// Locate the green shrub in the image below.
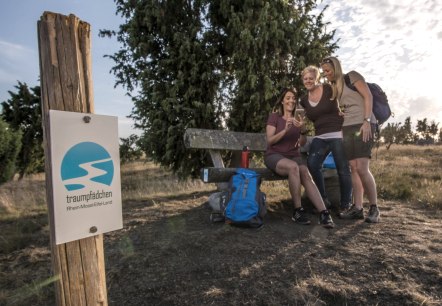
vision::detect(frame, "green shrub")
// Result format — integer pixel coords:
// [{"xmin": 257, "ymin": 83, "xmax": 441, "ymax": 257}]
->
[{"xmin": 0, "ymin": 119, "xmax": 22, "ymax": 183}]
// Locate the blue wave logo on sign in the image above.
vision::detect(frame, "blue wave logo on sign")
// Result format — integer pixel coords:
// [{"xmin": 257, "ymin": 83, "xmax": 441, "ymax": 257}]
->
[{"xmin": 61, "ymin": 142, "xmax": 114, "ymax": 191}]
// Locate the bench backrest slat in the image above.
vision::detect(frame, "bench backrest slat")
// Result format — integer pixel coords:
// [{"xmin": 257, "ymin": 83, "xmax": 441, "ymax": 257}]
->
[{"xmin": 184, "ymin": 128, "xmax": 267, "ymax": 151}]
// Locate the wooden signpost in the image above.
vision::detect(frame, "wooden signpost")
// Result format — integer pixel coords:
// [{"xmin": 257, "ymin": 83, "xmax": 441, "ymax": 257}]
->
[{"xmin": 38, "ymin": 12, "xmax": 108, "ymax": 305}]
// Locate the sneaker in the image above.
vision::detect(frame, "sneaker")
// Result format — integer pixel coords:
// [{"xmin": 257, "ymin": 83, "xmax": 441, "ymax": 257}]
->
[
  {"xmin": 319, "ymin": 210, "xmax": 335, "ymax": 228},
  {"xmin": 292, "ymin": 207, "xmax": 311, "ymax": 225},
  {"xmin": 365, "ymin": 205, "xmax": 380, "ymax": 223},
  {"xmin": 339, "ymin": 204, "xmax": 364, "ymax": 219},
  {"xmin": 340, "ymin": 203, "xmax": 351, "ymax": 211},
  {"xmin": 337, "ymin": 203, "xmax": 351, "ymax": 216}
]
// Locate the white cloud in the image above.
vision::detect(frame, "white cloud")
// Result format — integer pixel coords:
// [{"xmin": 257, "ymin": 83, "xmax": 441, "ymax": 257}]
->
[
  {"xmin": 0, "ymin": 40, "xmax": 39, "ymax": 97},
  {"xmin": 319, "ymin": 0, "xmax": 442, "ymax": 125},
  {"xmin": 0, "ymin": 40, "xmax": 34, "ymax": 59}
]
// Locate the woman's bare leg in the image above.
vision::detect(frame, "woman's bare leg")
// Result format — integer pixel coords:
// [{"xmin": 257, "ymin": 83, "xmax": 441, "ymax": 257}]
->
[
  {"xmin": 299, "ymin": 165, "xmax": 326, "ymax": 212},
  {"xmin": 275, "ymin": 158, "xmax": 302, "ymax": 208}
]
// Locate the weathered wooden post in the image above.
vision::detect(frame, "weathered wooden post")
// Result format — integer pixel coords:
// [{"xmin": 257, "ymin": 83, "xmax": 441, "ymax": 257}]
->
[{"xmin": 38, "ymin": 12, "xmax": 108, "ymax": 305}]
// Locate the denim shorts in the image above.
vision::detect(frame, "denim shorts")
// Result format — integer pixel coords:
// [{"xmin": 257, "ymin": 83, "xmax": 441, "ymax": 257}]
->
[
  {"xmin": 342, "ymin": 124, "xmax": 375, "ymax": 160},
  {"xmin": 264, "ymin": 153, "xmax": 306, "ymax": 172}
]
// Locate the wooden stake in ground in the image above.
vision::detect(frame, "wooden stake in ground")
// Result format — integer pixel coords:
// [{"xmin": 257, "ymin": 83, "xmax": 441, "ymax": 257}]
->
[{"xmin": 38, "ymin": 12, "xmax": 108, "ymax": 306}]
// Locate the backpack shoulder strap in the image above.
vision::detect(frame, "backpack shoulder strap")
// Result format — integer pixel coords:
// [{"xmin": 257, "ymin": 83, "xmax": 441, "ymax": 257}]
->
[{"xmin": 344, "ymin": 74, "xmax": 357, "ymax": 91}]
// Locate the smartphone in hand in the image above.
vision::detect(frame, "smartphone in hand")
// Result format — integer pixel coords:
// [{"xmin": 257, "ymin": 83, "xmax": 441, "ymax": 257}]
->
[{"xmin": 295, "ymin": 108, "xmax": 305, "ymax": 120}]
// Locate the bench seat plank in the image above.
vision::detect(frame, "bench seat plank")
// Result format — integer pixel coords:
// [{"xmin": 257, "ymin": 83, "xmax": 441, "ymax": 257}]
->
[
  {"xmin": 201, "ymin": 167, "xmax": 284, "ymax": 183},
  {"xmin": 201, "ymin": 167, "xmax": 337, "ymax": 183},
  {"xmin": 184, "ymin": 128, "xmax": 267, "ymax": 151}
]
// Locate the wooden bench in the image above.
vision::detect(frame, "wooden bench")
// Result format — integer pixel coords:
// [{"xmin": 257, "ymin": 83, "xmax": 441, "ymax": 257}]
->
[{"xmin": 183, "ymin": 128, "xmax": 337, "ymax": 185}]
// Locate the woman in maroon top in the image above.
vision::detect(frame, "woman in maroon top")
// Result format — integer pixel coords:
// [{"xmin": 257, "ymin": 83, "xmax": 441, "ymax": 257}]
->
[{"xmin": 264, "ymin": 87, "xmax": 334, "ymax": 228}]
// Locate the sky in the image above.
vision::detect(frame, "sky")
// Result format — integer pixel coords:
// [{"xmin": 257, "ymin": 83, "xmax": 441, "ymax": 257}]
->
[
  {"xmin": 1, "ymin": 0, "xmax": 441, "ymax": 139},
  {"xmin": 317, "ymin": 0, "xmax": 442, "ymax": 127},
  {"xmin": 0, "ymin": 0, "xmax": 136, "ymax": 138}
]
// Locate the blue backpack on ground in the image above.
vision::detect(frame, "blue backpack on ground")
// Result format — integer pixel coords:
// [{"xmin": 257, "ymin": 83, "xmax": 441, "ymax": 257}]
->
[
  {"xmin": 344, "ymin": 74, "xmax": 392, "ymax": 125},
  {"xmin": 223, "ymin": 168, "xmax": 266, "ymax": 228}
]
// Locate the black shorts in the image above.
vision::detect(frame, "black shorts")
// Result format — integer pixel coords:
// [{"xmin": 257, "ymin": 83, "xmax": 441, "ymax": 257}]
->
[
  {"xmin": 342, "ymin": 124, "xmax": 375, "ymax": 160},
  {"xmin": 264, "ymin": 153, "xmax": 306, "ymax": 172}
]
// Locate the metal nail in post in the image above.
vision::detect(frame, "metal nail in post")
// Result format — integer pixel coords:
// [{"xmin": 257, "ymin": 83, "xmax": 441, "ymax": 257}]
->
[{"xmin": 83, "ymin": 115, "xmax": 91, "ymax": 123}]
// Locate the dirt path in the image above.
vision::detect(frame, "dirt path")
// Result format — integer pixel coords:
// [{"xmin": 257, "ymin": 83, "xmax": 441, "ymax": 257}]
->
[
  {"xmin": 103, "ymin": 192, "xmax": 442, "ymax": 305},
  {"xmin": 1, "ymin": 191, "xmax": 441, "ymax": 305}
]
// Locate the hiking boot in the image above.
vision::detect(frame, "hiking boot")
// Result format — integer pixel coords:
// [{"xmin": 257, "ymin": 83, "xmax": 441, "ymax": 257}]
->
[
  {"xmin": 292, "ymin": 207, "xmax": 311, "ymax": 225},
  {"xmin": 339, "ymin": 204, "xmax": 364, "ymax": 219},
  {"xmin": 365, "ymin": 205, "xmax": 380, "ymax": 223},
  {"xmin": 337, "ymin": 203, "xmax": 351, "ymax": 215},
  {"xmin": 319, "ymin": 210, "xmax": 335, "ymax": 228}
]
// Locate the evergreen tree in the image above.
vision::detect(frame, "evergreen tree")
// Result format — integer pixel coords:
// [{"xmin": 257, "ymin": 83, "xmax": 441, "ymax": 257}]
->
[
  {"xmin": 103, "ymin": 0, "xmax": 337, "ymax": 177},
  {"xmin": 1, "ymin": 82, "xmax": 44, "ymax": 178}
]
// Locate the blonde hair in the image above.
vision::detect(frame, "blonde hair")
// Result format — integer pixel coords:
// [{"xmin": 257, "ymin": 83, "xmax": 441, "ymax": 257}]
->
[
  {"xmin": 301, "ymin": 65, "xmax": 320, "ymax": 83},
  {"xmin": 321, "ymin": 56, "xmax": 344, "ymax": 101}
]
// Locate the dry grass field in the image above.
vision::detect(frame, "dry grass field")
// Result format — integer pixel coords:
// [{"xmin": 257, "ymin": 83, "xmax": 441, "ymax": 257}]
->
[{"xmin": 0, "ymin": 145, "xmax": 441, "ymax": 305}]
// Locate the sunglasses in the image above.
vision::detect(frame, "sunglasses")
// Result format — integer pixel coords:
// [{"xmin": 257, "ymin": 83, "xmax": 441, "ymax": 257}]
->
[{"xmin": 321, "ymin": 58, "xmax": 334, "ymax": 66}]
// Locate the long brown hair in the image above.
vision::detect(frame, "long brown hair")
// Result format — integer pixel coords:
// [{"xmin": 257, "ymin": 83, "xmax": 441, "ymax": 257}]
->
[{"xmin": 272, "ymin": 87, "xmax": 297, "ymax": 116}]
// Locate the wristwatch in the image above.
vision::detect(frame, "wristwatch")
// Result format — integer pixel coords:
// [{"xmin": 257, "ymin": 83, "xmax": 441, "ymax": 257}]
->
[{"xmin": 364, "ymin": 117, "xmax": 371, "ymax": 123}]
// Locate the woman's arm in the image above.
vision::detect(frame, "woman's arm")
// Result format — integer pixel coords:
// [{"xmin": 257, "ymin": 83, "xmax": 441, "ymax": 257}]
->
[
  {"xmin": 353, "ymin": 79, "xmax": 373, "ymax": 142},
  {"xmin": 266, "ymin": 124, "xmax": 286, "ymax": 145},
  {"xmin": 299, "ymin": 134, "xmax": 307, "ymax": 147}
]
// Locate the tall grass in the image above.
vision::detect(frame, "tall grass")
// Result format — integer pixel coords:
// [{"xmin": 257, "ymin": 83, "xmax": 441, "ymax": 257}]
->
[
  {"xmin": 0, "ymin": 173, "xmax": 47, "ymax": 218},
  {"xmin": 370, "ymin": 145, "xmax": 442, "ymax": 207},
  {"xmin": 120, "ymin": 160, "xmax": 214, "ymax": 201}
]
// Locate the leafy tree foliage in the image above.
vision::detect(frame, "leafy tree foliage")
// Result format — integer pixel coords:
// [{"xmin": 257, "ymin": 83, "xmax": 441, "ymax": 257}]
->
[
  {"xmin": 379, "ymin": 116, "xmax": 441, "ymax": 148},
  {"xmin": 0, "ymin": 119, "xmax": 22, "ymax": 184},
  {"xmin": 416, "ymin": 118, "xmax": 429, "ymax": 141},
  {"xmin": 427, "ymin": 120, "xmax": 439, "ymax": 141},
  {"xmin": 102, "ymin": 0, "xmax": 337, "ymax": 177},
  {"xmin": 400, "ymin": 117, "xmax": 414, "ymax": 144},
  {"xmin": 1, "ymin": 82, "xmax": 44, "ymax": 179},
  {"xmin": 381, "ymin": 122, "xmax": 402, "ymax": 150},
  {"xmin": 416, "ymin": 119, "xmax": 439, "ymax": 143},
  {"xmin": 120, "ymin": 134, "xmax": 143, "ymax": 164}
]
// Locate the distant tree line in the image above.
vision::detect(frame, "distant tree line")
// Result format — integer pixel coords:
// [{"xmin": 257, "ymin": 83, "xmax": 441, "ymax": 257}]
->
[{"xmin": 381, "ymin": 117, "xmax": 441, "ymax": 150}]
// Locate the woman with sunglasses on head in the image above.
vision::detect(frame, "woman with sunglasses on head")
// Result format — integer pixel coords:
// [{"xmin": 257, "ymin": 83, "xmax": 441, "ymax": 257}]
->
[
  {"xmin": 320, "ymin": 56, "xmax": 380, "ymax": 223},
  {"xmin": 300, "ymin": 65, "xmax": 353, "ymax": 213},
  {"xmin": 264, "ymin": 87, "xmax": 334, "ymax": 228}
]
